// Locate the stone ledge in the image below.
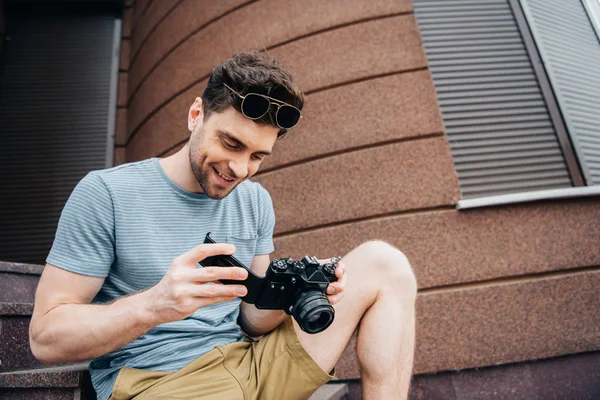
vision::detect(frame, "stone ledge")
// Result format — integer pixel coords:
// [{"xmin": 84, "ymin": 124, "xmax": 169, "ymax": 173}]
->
[
  {"xmin": 0, "ymin": 302, "xmax": 33, "ymax": 316},
  {"xmin": 0, "ymin": 262, "xmax": 43, "ymax": 275},
  {"xmin": 0, "ymin": 363, "xmax": 89, "ymax": 388},
  {"xmin": 310, "ymin": 383, "xmax": 348, "ymax": 400},
  {"xmin": 0, "ymin": 363, "xmax": 347, "ymax": 400}
]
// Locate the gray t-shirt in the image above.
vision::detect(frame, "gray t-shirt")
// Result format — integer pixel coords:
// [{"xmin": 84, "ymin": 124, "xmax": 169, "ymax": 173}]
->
[{"xmin": 46, "ymin": 158, "xmax": 275, "ymax": 400}]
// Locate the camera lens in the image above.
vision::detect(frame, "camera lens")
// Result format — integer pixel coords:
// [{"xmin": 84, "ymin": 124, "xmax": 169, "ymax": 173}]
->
[{"xmin": 292, "ymin": 291, "xmax": 335, "ymax": 334}]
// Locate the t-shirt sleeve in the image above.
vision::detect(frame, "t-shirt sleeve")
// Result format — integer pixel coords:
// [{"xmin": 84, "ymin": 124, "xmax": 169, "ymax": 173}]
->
[
  {"xmin": 46, "ymin": 172, "xmax": 115, "ymax": 277},
  {"xmin": 255, "ymin": 184, "xmax": 275, "ymax": 255}
]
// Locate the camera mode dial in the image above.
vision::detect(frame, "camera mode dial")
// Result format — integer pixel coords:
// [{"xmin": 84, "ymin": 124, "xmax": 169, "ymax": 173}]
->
[
  {"xmin": 272, "ymin": 259, "xmax": 288, "ymax": 271},
  {"xmin": 292, "ymin": 260, "xmax": 306, "ymax": 270},
  {"xmin": 322, "ymin": 263, "xmax": 336, "ymax": 278}
]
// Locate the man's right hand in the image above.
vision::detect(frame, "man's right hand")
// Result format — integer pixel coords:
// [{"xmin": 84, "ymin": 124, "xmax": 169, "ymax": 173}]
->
[{"xmin": 146, "ymin": 243, "xmax": 249, "ymax": 325}]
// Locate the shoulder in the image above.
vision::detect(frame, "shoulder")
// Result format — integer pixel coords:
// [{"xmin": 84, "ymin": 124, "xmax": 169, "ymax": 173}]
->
[
  {"xmin": 92, "ymin": 159, "xmax": 155, "ymax": 181},
  {"xmin": 85, "ymin": 159, "xmax": 156, "ymax": 192}
]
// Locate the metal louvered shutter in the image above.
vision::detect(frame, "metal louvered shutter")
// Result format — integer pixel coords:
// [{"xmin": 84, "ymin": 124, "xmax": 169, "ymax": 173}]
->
[
  {"xmin": 520, "ymin": 0, "xmax": 600, "ymax": 185},
  {"xmin": 0, "ymin": 12, "xmax": 120, "ymax": 264},
  {"xmin": 413, "ymin": 0, "xmax": 573, "ymax": 199}
]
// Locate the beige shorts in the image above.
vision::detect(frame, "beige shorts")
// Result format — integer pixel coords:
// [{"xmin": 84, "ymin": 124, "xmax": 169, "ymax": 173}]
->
[{"xmin": 109, "ymin": 317, "xmax": 334, "ymax": 400}]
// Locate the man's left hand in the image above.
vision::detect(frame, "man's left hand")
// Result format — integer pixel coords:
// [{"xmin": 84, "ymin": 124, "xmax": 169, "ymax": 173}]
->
[{"xmin": 322, "ymin": 258, "xmax": 347, "ymax": 305}]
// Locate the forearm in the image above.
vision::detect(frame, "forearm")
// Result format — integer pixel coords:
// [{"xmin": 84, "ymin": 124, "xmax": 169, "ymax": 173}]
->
[
  {"xmin": 239, "ymin": 301, "xmax": 287, "ymax": 337},
  {"xmin": 30, "ymin": 290, "xmax": 157, "ymax": 364}
]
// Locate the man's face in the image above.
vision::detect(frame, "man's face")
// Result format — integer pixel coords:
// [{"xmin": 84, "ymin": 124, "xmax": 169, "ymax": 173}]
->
[{"xmin": 188, "ymin": 103, "xmax": 278, "ymax": 199}]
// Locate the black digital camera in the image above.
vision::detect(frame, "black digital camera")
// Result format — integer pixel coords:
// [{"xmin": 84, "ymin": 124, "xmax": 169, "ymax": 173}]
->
[{"xmin": 199, "ymin": 233, "xmax": 339, "ymax": 334}]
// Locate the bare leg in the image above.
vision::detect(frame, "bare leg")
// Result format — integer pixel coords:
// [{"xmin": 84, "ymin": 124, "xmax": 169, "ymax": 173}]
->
[{"xmin": 293, "ymin": 241, "xmax": 417, "ymax": 399}]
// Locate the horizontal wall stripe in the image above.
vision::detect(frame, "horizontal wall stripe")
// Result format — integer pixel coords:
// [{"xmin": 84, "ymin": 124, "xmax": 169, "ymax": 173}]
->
[
  {"xmin": 128, "ymin": 0, "xmax": 249, "ymax": 102},
  {"xmin": 273, "ymin": 199, "xmax": 600, "ymax": 289},
  {"xmin": 134, "ymin": 70, "xmax": 443, "ymax": 171},
  {"xmin": 258, "ymin": 133, "xmax": 445, "ymax": 178},
  {"xmin": 412, "ymin": 270, "xmax": 600, "ymax": 374},
  {"xmin": 126, "ymin": 14, "xmax": 425, "ymax": 156},
  {"xmin": 256, "ymin": 137, "xmax": 459, "ymax": 234},
  {"xmin": 126, "ymin": 2, "xmax": 415, "ymax": 139},
  {"xmin": 129, "ymin": 0, "xmax": 183, "ymax": 66},
  {"xmin": 130, "ymin": 0, "xmax": 153, "ymax": 34},
  {"xmin": 336, "ymin": 268, "xmax": 600, "ymax": 377},
  {"xmin": 259, "ymin": 70, "xmax": 443, "ymax": 171}
]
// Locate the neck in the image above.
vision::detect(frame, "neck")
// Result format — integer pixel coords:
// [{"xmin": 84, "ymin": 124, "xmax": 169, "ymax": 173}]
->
[{"xmin": 158, "ymin": 142, "xmax": 204, "ymax": 193}]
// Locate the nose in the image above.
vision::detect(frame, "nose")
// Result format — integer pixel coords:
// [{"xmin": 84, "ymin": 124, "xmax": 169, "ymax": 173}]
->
[{"xmin": 228, "ymin": 157, "xmax": 249, "ymax": 180}]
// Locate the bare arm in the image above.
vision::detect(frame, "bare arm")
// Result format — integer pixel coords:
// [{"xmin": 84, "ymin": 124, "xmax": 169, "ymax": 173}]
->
[
  {"xmin": 238, "ymin": 254, "xmax": 287, "ymax": 337},
  {"xmin": 30, "ymin": 243, "xmax": 249, "ymax": 365},
  {"xmin": 29, "ymin": 264, "xmax": 156, "ymax": 364}
]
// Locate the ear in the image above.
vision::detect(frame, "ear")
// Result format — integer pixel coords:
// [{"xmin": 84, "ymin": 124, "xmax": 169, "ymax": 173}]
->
[{"xmin": 188, "ymin": 97, "xmax": 204, "ymax": 132}]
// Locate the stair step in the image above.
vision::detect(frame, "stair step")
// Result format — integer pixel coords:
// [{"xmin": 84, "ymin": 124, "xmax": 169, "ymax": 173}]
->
[
  {"xmin": 310, "ymin": 383, "xmax": 348, "ymax": 400},
  {"xmin": 0, "ymin": 363, "xmax": 95, "ymax": 400},
  {"xmin": 0, "ymin": 302, "xmax": 42, "ymax": 372},
  {"xmin": 0, "ymin": 302, "xmax": 33, "ymax": 316},
  {"xmin": 0, "ymin": 363, "xmax": 90, "ymax": 388},
  {"xmin": 0, "ymin": 261, "xmax": 43, "ymax": 304},
  {"xmin": 0, "ymin": 364, "xmax": 347, "ymax": 400}
]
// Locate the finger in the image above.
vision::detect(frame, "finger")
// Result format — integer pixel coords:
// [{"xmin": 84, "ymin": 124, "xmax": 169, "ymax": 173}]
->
[
  {"xmin": 338, "ymin": 267, "xmax": 348, "ymax": 287},
  {"xmin": 190, "ymin": 283, "xmax": 248, "ymax": 298},
  {"xmin": 199, "ymin": 296, "xmax": 239, "ymax": 307},
  {"xmin": 316, "ymin": 258, "xmax": 345, "ymax": 278},
  {"xmin": 328, "ymin": 292, "xmax": 345, "ymax": 305},
  {"xmin": 335, "ymin": 260, "xmax": 346, "ymax": 279},
  {"xmin": 191, "ymin": 266, "xmax": 248, "ymax": 283},
  {"xmin": 175, "ymin": 243, "xmax": 236, "ymax": 266},
  {"xmin": 327, "ymin": 282, "xmax": 344, "ymax": 294}
]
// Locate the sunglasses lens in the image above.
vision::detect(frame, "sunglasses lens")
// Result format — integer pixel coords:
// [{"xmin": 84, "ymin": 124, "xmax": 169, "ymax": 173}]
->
[
  {"xmin": 242, "ymin": 94, "xmax": 270, "ymax": 119},
  {"xmin": 276, "ymin": 105, "xmax": 301, "ymax": 129}
]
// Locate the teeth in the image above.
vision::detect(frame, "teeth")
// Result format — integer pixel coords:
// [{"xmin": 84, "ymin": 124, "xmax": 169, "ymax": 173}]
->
[{"xmin": 216, "ymin": 169, "xmax": 233, "ymax": 181}]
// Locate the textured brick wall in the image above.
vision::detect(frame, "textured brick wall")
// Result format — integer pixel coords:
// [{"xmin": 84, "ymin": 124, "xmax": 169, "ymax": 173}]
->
[
  {"xmin": 118, "ymin": 0, "xmax": 600, "ymax": 379},
  {"xmin": 114, "ymin": 0, "xmax": 133, "ymax": 165}
]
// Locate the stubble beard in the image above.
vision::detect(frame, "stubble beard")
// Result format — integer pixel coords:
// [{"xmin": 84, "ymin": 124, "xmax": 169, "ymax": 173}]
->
[{"xmin": 188, "ymin": 128, "xmax": 238, "ymax": 200}]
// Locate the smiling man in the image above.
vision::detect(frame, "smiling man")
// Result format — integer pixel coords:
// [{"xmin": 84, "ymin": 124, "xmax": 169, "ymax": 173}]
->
[{"xmin": 29, "ymin": 51, "xmax": 417, "ymax": 400}]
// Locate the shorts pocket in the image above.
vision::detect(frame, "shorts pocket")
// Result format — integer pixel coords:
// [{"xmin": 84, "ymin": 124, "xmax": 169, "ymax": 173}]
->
[{"xmin": 110, "ymin": 367, "xmax": 170, "ymax": 400}]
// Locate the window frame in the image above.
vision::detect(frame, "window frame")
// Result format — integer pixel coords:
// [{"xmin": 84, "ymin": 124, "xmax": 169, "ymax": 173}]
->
[{"xmin": 582, "ymin": 0, "xmax": 600, "ymax": 40}]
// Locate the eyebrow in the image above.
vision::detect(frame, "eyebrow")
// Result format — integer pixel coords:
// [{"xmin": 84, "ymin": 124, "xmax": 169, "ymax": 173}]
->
[{"xmin": 218, "ymin": 129, "xmax": 272, "ymax": 156}]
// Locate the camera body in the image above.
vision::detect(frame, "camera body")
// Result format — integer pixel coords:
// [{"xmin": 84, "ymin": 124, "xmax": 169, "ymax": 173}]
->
[{"xmin": 200, "ymin": 233, "xmax": 339, "ymax": 333}]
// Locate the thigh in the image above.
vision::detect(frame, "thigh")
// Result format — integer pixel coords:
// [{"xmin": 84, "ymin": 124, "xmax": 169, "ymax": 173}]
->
[
  {"xmin": 114, "ymin": 348, "xmax": 245, "ymax": 400},
  {"xmin": 223, "ymin": 318, "xmax": 333, "ymax": 400}
]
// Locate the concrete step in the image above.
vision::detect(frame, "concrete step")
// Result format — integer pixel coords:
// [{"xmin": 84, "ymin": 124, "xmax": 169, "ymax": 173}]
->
[
  {"xmin": 0, "ymin": 262, "xmax": 45, "ymax": 372},
  {"xmin": 0, "ymin": 261, "xmax": 43, "ymax": 304},
  {"xmin": 310, "ymin": 383, "xmax": 348, "ymax": 400},
  {"xmin": 0, "ymin": 363, "xmax": 95, "ymax": 400},
  {"xmin": 0, "ymin": 302, "xmax": 44, "ymax": 372},
  {"xmin": 0, "ymin": 363, "xmax": 347, "ymax": 400}
]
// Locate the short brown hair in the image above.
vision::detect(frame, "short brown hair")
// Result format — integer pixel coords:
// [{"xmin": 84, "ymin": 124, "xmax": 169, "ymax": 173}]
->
[{"xmin": 201, "ymin": 50, "xmax": 304, "ymax": 137}]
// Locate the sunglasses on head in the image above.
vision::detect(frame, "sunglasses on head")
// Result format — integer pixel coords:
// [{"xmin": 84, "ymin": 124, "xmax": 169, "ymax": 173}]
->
[{"xmin": 223, "ymin": 83, "xmax": 302, "ymax": 129}]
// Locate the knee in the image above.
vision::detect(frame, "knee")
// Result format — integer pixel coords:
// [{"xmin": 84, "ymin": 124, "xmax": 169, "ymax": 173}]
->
[{"xmin": 356, "ymin": 241, "xmax": 417, "ymax": 298}]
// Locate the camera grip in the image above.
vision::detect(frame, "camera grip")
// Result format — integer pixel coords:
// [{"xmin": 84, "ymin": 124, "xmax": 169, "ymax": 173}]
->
[{"xmin": 199, "ymin": 232, "xmax": 265, "ymax": 303}]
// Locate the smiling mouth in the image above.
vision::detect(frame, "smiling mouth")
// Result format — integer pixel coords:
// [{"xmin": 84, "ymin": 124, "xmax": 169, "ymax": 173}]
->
[{"xmin": 213, "ymin": 167, "xmax": 235, "ymax": 183}]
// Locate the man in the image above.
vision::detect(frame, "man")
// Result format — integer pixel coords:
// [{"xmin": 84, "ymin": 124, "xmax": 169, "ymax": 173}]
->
[{"xmin": 29, "ymin": 51, "xmax": 417, "ymax": 400}]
